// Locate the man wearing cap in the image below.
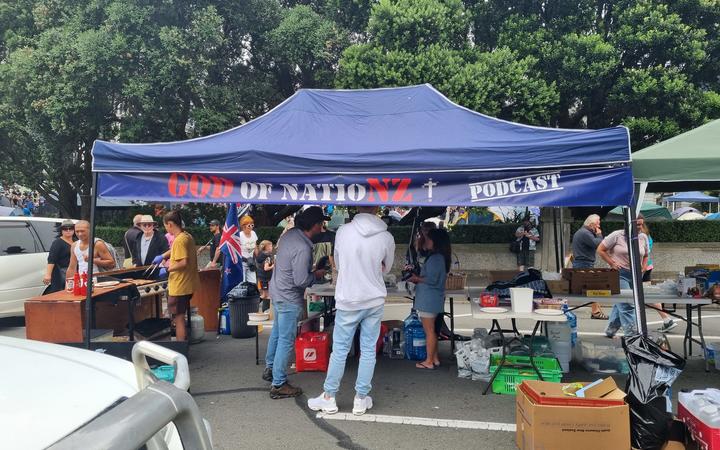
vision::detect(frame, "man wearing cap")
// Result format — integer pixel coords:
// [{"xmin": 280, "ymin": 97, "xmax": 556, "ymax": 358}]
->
[
  {"xmin": 132, "ymin": 215, "xmax": 169, "ymax": 267},
  {"xmin": 123, "ymin": 214, "xmax": 143, "ymax": 268},
  {"xmin": 199, "ymin": 219, "xmax": 223, "ymax": 268},
  {"xmin": 263, "ymin": 206, "xmax": 329, "ymax": 399}
]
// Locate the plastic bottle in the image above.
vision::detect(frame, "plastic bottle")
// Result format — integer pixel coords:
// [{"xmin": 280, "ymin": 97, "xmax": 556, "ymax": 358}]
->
[
  {"xmin": 72, "ymin": 272, "xmax": 81, "ymax": 295},
  {"xmin": 562, "ymin": 304, "xmax": 578, "ymax": 347},
  {"xmin": 404, "ymin": 312, "xmax": 427, "ymax": 361},
  {"xmin": 80, "ymin": 272, "xmax": 88, "ymax": 295}
]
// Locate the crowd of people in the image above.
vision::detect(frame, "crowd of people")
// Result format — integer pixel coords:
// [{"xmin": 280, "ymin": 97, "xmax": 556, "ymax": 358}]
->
[
  {"xmin": 38, "ymin": 202, "xmax": 678, "ymax": 415},
  {"xmin": 0, "ymin": 184, "xmax": 45, "ymax": 215}
]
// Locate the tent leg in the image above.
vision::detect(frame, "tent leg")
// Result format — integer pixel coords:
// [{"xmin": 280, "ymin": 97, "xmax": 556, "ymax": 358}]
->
[
  {"xmin": 559, "ymin": 208, "xmax": 565, "ymax": 268},
  {"xmin": 84, "ymin": 173, "xmax": 98, "ymax": 349},
  {"xmin": 624, "ymin": 203, "xmax": 648, "ymax": 337},
  {"xmin": 553, "ymin": 208, "xmax": 560, "ymax": 272}
]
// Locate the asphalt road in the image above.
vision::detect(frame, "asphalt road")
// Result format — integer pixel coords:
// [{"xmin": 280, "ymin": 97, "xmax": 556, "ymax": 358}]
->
[{"xmin": 3, "ymin": 296, "xmax": 720, "ymax": 449}]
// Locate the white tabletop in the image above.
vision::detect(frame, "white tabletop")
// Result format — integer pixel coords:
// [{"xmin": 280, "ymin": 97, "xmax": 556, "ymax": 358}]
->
[
  {"xmin": 469, "ymin": 300, "xmax": 567, "ymax": 322},
  {"xmin": 562, "ymin": 290, "xmax": 712, "ymax": 306},
  {"xmin": 307, "ymin": 283, "xmax": 468, "ymax": 298}
]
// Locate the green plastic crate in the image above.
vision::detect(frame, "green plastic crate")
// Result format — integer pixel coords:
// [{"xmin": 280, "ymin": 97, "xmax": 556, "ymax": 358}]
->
[{"xmin": 489, "ymin": 355, "xmax": 562, "ymax": 395}]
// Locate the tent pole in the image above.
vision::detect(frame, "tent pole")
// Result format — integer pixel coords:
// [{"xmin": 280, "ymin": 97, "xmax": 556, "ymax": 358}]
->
[
  {"xmin": 84, "ymin": 173, "xmax": 98, "ymax": 349},
  {"xmin": 552, "ymin": 208, "xmax": 560, "ymax": 272},
  {"xmin": 626, "ymin": 184, "xmax": 648, "ymax": 336},
  {"xmin": 559, "ymin": 208, "xmax": 565, "ymax": 268}
]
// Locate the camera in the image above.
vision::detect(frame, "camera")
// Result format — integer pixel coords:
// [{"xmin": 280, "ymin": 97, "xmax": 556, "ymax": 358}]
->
[{"xmin": 401, "ymin": 263, "xmax": 420, "ymax": 281}]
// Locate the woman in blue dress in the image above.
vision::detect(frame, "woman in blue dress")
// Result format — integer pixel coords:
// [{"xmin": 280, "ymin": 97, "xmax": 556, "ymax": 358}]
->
[{"xmin": 408, "ymin": 228, "xmax": 451, "ymax": 370}]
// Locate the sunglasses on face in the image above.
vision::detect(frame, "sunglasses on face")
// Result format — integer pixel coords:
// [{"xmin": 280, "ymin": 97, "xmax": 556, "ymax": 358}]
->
[
  {"xmin": 244, "ymin": 223, "xmax": 254, "ymax": 228},
  {"xmin": 61, "ymin": 227, "xmax": 74, "ymax": 231},
  {"xmin": 141, "ymin": 223, "xmax": 154, "ymax": 228}
]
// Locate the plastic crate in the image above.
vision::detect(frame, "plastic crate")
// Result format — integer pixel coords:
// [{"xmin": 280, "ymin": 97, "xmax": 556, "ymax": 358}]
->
[
  {"xmin": 489, "ymin": 355, "xmax": 562, "ymax": 395},
  {"xmin": 151, "ymin": 365, "xmax": 175, "ymax": 383}
]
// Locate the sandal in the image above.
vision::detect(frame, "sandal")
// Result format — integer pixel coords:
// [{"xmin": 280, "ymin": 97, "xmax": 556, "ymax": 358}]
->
[
  {"xmin": 415, "ymin": 362, "xmax": 436, "ymax": 370},
  {"xmin": 591, "ymin": 311, "xmax": 608, "ymax": 320}
]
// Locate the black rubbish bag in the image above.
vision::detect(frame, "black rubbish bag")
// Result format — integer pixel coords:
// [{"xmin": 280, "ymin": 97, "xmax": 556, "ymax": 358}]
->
[{"xmin": 622, "ymin": 334, "xmax": 686, "ymax": 450}]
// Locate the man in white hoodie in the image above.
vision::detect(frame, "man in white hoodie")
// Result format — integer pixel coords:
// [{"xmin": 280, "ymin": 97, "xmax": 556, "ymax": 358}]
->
[{"xmin": 308, "ymin": 206, "xmax": 395, "ymax": 415}]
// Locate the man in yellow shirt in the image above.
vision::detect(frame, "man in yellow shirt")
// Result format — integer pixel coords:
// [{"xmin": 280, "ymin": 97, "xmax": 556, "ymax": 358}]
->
[{"xmin": 155, "ymin": 210, "xmax": 200, "ymax": 341}]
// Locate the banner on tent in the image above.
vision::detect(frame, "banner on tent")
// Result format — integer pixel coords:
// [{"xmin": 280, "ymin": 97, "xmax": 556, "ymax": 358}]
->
[{"xmin": 97, "ymin": 166, "xmax": 633, "ymax": 206}]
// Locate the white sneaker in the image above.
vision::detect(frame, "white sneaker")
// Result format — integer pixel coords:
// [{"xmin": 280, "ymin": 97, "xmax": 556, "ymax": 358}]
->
[
  {"xmin": 307, "ymin": 392, "xmax": 338, "ymax": 414},
  {"xmin": 352, "ymin": 395, "xmax": 373, "ymax": 416}
]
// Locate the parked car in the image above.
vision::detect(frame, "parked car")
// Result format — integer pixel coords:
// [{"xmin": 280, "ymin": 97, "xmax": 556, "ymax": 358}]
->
[
  {"xmin": 1, "ymin": 336, "xmax": 212, "ymax": 449},
  {"xmin": 0, "ymin": 217, "xmax": 71, "ymax": 317}
]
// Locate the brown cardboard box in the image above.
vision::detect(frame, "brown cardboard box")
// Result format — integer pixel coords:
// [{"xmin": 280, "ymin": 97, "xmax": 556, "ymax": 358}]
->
[
  {"xmin": 488, "ymin": 270, "xmax": 520, "ymax": 284},
  {"xmin": 516, "ymin": 378, "xmax": 630, "ymax": 450},
  {"xmin": 562, "ymin": 268, "xmax": 620, "ymax": 294},
  {"xmin": 545, "ymin": 279, "xmax": 570, "ymax": 295}
]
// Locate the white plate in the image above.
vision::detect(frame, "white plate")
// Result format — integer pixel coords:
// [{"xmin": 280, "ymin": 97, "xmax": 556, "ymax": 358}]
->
[
  {"xmin": 534, "ymin": 308, "xmax": 564, "ymax": 316},
  {"xmin": 480, "ymin": 307, "xmax": 508, "ymax": 314},
  {"xmin": 95, "ymin": 280, "xmax": 120, "ymax": 288}
]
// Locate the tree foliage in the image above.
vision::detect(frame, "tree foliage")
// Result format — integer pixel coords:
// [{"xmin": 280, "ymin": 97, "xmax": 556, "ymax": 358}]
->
[{"xmin": 0, "ymin": 0, "xmax": 718, "ymax": 218}]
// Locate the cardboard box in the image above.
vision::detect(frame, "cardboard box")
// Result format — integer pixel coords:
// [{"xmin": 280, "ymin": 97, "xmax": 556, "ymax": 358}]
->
[
  {"xmin": 488, "ymin": 270, "xmax": 520, "ymax": 284},
  {"xmin": 516, "ymin": 378, "xmax": 630, "ymax": 450},
  {"xmin": 545, "ymin": 279, "xmax": 570, "ymax": 295},
  {"xmin": 562, "ymin": 268, "xmax": 620, "ymax": 294}
]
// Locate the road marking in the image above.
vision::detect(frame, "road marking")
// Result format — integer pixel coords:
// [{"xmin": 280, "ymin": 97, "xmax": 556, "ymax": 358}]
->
[{"xmin": 316, "ymin": 412, "xmax": 516, "ymax": 431}]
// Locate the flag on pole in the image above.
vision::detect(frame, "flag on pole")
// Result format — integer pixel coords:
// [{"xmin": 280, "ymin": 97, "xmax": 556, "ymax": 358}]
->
[{"xmin": 219, "ymin": 203, "xmax": 244, "ymax": 300}]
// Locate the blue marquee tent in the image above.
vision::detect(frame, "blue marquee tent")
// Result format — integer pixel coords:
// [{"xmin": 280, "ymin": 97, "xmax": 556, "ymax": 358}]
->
[
  {"xmin": 664, "ymin": 191, "xmax": 719, "ymax": 203},
  {"xmin": 92, "ymin": 84, "xmax": 633, "ymax": 207},
  {"xmin": 86, "ymin": 84, "xmax": 652, "ymax": 339}
]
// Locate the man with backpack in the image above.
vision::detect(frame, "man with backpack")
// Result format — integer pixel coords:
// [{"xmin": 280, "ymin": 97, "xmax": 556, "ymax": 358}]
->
[{"xmin": 65, "ymin": 220, "xmax": 118, "ymax": 280}]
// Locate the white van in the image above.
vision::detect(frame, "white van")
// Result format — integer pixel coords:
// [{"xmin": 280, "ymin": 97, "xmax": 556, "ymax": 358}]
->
[{"xmin": 0, "ymin": 216, "xmax": 69, "ymax": 317}]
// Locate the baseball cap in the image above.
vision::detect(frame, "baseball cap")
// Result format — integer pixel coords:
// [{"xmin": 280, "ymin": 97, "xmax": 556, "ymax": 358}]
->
[
  {"xmin": 209, "ymin": 219, "xmax": 221, "ymax": 226},
  {"xmin": 296, "ymin": 207, "xmax": 331, "ymax": 228}
]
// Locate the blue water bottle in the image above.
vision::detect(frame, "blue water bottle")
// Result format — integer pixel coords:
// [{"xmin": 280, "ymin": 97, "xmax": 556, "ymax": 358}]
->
[{"xmin": 562, "ymin": 304, "xmax": 578, "ymax": 347}]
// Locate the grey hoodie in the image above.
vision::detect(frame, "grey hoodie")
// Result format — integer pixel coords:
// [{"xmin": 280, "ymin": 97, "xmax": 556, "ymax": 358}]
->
[{"xmin": 334, "ymin": 213, "xmax": 395, "ymax": 311}]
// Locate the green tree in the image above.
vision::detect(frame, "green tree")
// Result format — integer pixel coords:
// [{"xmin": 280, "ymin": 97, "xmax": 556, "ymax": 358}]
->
[
  {"xmin": 478, "ymin": 0, "xmax": 719, "ymax": 147},
  {"xmin": 337, "ymin": 0, "xmax": 559, "ymax": 125}
]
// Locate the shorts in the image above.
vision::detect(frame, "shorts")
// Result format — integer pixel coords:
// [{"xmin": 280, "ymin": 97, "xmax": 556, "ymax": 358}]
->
[
  {"xmin": 167, "ymin": 294, "xmax": 192, "ymax": 315},
  {"xmin": 257, "ymin": 279, "xmax": 270, "ymax": 291},
  {"xmin": 516, "ymin": 250, "xmax": 535, "ymax": 267},
  {"xmin": 417, "ymin": 310, "xmax": 437, "ymax": 319}
]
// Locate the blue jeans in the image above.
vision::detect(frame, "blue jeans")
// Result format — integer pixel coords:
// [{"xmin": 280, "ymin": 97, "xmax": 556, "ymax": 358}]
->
[
  {"xmin": 323, "ymin": 305, "xmax": 384, "ymax": 397},
  {"xmin": 606, "ymin": 269, "xmax": 637, "ymax": 336},
  {"xmin": 264, "ymin": 301, "xmax": 302, "ymax": 387}
]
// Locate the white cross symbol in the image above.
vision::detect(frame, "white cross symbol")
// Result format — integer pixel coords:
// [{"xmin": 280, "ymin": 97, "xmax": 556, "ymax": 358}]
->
[{"xmin": 423, "ymin": 178, "xmax": 438, "ymax": 200}]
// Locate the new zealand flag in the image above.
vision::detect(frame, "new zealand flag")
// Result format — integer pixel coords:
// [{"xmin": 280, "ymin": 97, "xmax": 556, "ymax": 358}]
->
[{"xmin": 219, "ymin": 203, "xmax": 244, "ymax": 300}]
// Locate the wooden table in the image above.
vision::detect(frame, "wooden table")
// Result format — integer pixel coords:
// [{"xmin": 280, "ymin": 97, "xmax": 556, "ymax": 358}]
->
[
  {"xmin": 192, "ymin": 268, "xmax": 221, "ymax": 331},
  {"xmin": 25, "ymin": 281, "xmax": 155, "ymax": 343}
]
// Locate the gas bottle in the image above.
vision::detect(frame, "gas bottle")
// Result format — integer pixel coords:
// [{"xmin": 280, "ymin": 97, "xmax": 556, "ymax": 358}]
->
[{"xmin": 190, "ymin": 307, "xmax": 205, "ymax": 343}]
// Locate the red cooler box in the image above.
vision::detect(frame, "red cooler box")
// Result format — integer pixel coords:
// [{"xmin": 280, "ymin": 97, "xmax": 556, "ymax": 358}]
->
[
  {"xmin": 296, "ymin": 331, "xmax": 330, "ymax": 372},
  {"xmin": 679, "ymin": 389, "xmax": 720, "ymax": 450}
]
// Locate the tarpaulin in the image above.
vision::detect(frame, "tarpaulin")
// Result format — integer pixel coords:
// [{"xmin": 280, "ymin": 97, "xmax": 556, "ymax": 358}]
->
[{"xmin": 97, "ymin": 166, "xmax": 633, "ymax": 207}]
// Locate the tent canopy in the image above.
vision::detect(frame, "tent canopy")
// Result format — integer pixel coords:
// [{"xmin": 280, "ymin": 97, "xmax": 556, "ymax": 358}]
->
[
  {"xmin": 664, "ymin": 191, "xmax": 719, "ymax": 203},
  {"xmin": 633, "ymin": 119, "xmax": 720, "ymax": 191},
  {"xmin": 92, "ymin": 84, "xmax": 633, "ymax": 207},
  {"xmin": 608, "ymin": 202, "xmax": 672, "ymax": 221}
]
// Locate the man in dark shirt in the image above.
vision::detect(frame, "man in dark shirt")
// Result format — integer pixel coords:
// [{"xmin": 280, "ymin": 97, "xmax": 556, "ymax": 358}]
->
[
  {"xmin": 200, "ymin": 219, "xmax": 223, "ymax": 268},
  {"xmin": 571, "ymin": 214, "xmax": 606, "ymax": 319},
  {"xmin": 122, "ymin": 214, "xmax": 143, "ymax": 267}
]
